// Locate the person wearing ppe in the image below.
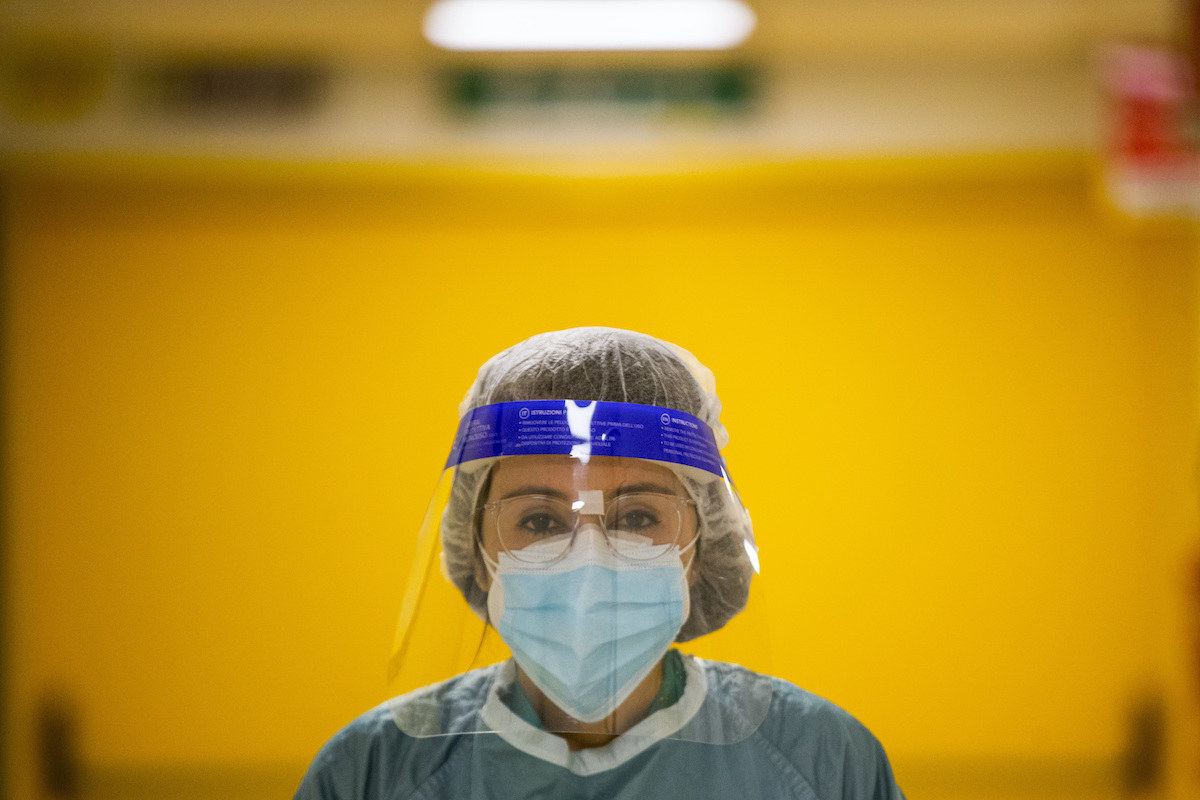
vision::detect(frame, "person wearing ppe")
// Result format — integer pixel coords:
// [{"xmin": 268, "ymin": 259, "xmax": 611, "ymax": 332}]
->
[{"xmin": 296, "ymin": 327, "xmax": 905, "ymax": 800}]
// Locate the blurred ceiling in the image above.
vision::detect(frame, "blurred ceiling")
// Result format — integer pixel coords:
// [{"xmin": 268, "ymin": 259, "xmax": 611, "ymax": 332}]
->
[
  {"xmin": 0, "ymin": 0, "xmax": 1185, "ymax": 166},
  {"xmin": 0, "ymin": 0, "xmax": 1176, "ymax": 61}
]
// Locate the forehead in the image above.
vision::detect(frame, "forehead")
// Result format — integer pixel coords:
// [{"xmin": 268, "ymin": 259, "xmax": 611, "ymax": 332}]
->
[{"xmin": 487, "ymin": 455, "xmax": 684, "ymax": 495}]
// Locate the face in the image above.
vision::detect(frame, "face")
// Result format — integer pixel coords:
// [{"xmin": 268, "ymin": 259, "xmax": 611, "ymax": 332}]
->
[{"xmin": 474, "ymin": 454, "xmax": 700, "ymax": 590}]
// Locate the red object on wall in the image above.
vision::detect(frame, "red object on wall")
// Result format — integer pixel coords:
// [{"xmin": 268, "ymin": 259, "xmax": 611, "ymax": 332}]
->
[
  {"xmin": 1101, "ymin": 42, "xmax": 1200, "ymax": 215},
  {"xmin": 1105, "ymin": 45, "xmax": 1193, "ymax": 167}
]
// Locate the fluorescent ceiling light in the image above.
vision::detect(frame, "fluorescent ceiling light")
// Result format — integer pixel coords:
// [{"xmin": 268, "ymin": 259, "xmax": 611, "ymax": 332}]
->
[{"xmin": 423, "ymin": 0, "xmax": 756, "ymax": 52}]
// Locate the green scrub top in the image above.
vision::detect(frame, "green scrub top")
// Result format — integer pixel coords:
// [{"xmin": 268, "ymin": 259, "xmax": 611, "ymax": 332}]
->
[{"xmin": 296, "ymin": 654, "xmax": 905, "ymax": 800}]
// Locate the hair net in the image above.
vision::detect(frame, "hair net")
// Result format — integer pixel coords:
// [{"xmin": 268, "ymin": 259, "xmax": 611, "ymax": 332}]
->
[{"xmin": 440, "ymin": 327, "xmax": 754, "ymax": 642}]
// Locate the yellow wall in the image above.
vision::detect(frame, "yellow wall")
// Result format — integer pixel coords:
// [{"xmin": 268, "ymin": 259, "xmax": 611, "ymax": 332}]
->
[{"xmin": 3, "ymin": 156, "xmax": 1197, "ymax": 798}]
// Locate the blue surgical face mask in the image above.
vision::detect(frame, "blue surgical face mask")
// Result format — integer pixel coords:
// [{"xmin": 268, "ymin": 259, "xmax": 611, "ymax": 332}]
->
[{"xmin": 485, "ymin": 526, "xmax": 694, "ymax": 724}]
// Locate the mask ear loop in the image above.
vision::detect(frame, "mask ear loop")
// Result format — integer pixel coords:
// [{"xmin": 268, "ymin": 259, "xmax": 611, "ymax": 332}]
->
[
  {"xmin": 677, "ymin": 532, "xmax": 699, "ymax": 572},
  {"xmin": 470, "ymin": 465, "xmax": 498, "ymax": 579},
  {"xmin": 668, "ymin": 518, "xmax": 699, "ymax": 627},
  {"xmin": 470, "ymin": 466, "xmax": 501, "ymax": 659},
  {"xmin": 480, "ymin": 545, "xmax": 500, "ymax": 575},
  {"xmin": 675, "ymin": 495, "xmax": 701, "ymax": 574}
]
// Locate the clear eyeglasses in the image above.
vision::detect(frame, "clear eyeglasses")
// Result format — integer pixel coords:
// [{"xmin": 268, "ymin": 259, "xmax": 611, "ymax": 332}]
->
[{"xmin": 482, "ymin": 492, "xmax": 696, "ymax": 563}]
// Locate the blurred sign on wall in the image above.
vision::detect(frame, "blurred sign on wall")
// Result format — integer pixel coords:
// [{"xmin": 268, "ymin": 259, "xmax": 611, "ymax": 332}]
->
[
  {"xmin": 1100, "ymin": 42, "xmax": 1200, "ymax": 218},
  {"xmin": 0, "ymin": 39, "xmax": 111, "ymax": 125},
  {"xmin": 0, "ymin": 41, "xmax": 1098, "ymax": 167},
  {"xmin": 442, "ymin": 66, "xmax": 755, "ymax": 116},
  {"xmin": 136, "ymin": 57, "xmax": 330, "ymax": 121}
]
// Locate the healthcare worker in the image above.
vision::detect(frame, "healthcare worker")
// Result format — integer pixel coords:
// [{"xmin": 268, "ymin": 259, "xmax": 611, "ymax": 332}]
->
[{"xmin": 296, "ymin": 327, "xmax": 906, "ymax": 799}]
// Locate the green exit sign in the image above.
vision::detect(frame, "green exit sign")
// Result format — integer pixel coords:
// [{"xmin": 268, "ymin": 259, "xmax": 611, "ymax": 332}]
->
[{"xmin": 443, "ymin": 67, "xmax": 755, "ymax": 113}]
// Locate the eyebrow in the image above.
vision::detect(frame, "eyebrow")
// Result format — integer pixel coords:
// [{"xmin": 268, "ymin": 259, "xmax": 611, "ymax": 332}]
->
[
  {"xmin": 497, "ymin": 482, "xmax": 678, "ymax": 501},
  {"xmin": 611, "ymin": 482, "xmax": 677, "ymax": 497},
  {"xmin": 499, "ymin": 486, "xmax": 572, "ymax": 501}
]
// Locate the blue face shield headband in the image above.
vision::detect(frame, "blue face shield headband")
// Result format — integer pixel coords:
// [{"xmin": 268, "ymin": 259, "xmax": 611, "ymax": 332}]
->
[{"xmin": 444, "ymin": 399, "xmax": 730, "ymax": 480}]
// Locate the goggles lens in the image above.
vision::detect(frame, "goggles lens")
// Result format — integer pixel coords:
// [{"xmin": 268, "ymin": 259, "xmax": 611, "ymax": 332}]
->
[{"xmin": 487, "ymin": 492, "xmax": 693, "ymax": 562}]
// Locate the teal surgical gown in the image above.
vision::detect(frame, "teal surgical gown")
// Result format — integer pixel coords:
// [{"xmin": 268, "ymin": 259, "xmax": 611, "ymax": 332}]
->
[{"xmin": 296, "ymin": 654, "xmax": 906, "ymax": 800}]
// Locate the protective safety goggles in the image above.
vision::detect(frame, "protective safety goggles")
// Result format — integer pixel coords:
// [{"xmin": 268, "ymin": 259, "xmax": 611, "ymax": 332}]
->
[{"xmin": 482, "ymin": 489, "xmax": 698, "ymax": 564}]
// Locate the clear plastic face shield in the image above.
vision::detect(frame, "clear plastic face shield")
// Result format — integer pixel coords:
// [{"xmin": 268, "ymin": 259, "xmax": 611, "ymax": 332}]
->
[{"xmin": 388, "ymin": 400, "xmax": 768, "ymax": 746}]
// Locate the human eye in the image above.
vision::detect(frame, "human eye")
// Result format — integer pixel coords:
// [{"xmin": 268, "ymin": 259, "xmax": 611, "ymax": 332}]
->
[
  {"xmin": 608, "ymin": 497, "xmax": 667, "ymax": 533},
  {"xmin": 517, "ymin": 511, "xmax": 572, "ymax": 536},
  {"xmin": 614, "ymin": 509, "xmax": 661, "ymax": 532}
]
